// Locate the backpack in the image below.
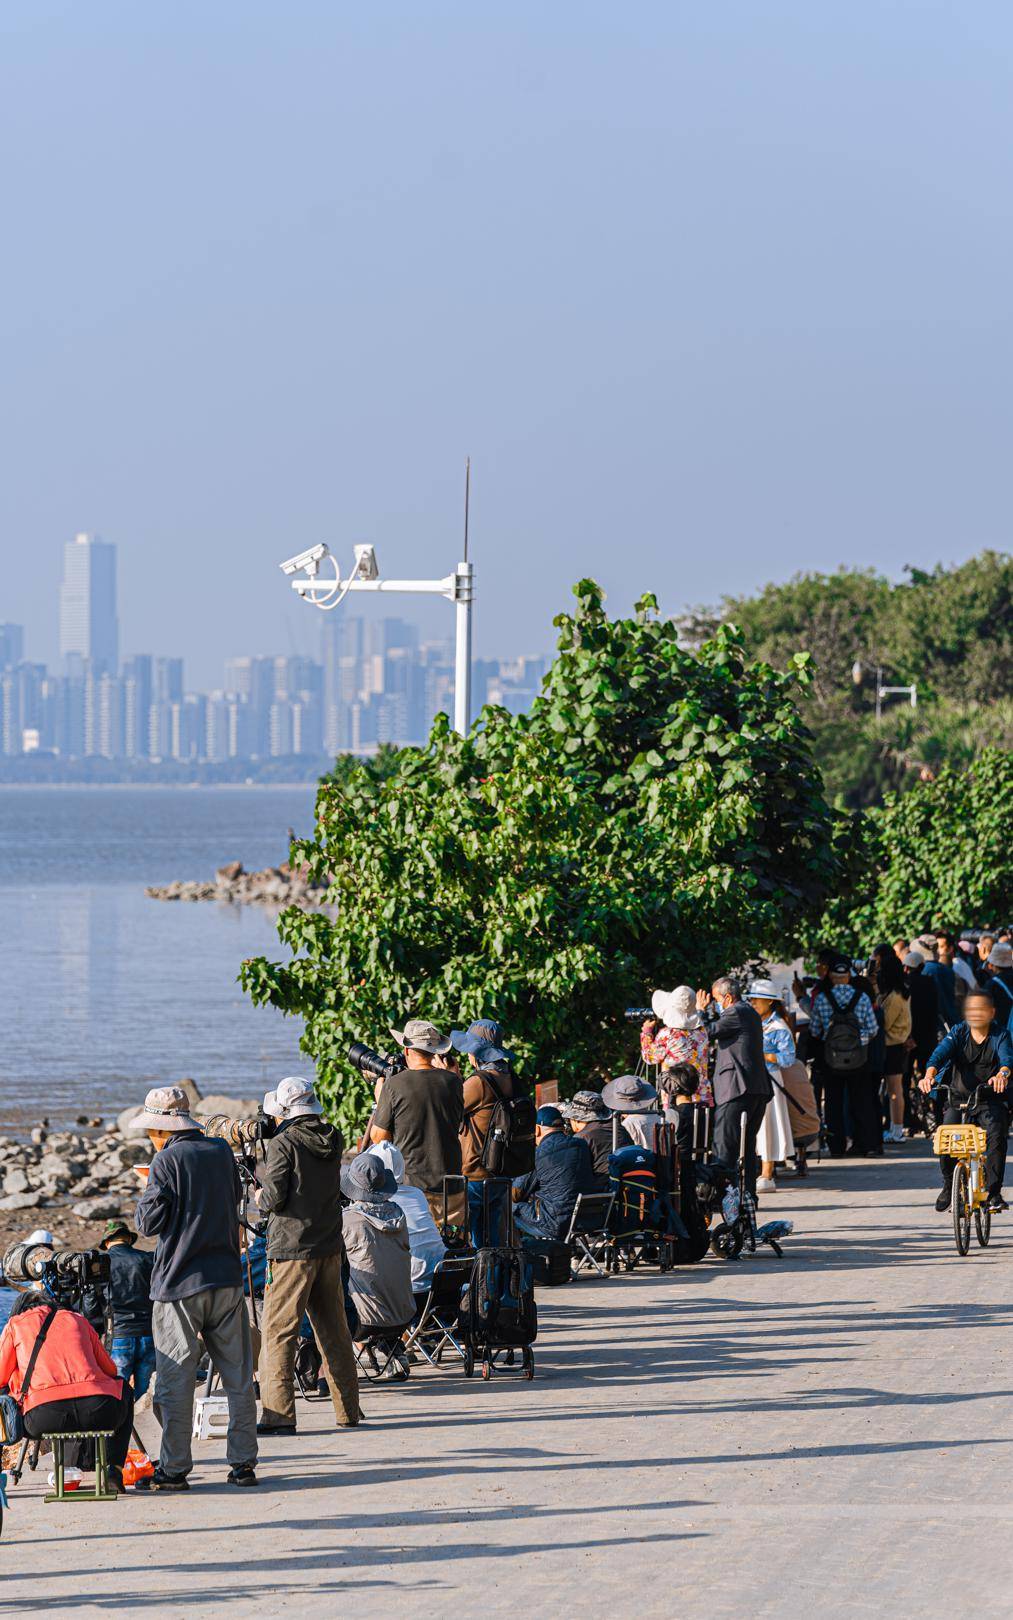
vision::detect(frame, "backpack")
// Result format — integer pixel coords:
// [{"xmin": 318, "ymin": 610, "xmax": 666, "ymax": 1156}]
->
[
  {"xmin": 991, "ymin": 977, "xmax": 1013, "ymax": 1031},
  {"xmin": 823, "ymin": 988, "xmax": 866, "ymax": 1073},
  {"xmin": 476, "ymin": 1071, "xmax": 536, "ymax": 1178},
  {"xmin": 459, "ymin": 1247, "xmax": 537, "ymax": 1347}
]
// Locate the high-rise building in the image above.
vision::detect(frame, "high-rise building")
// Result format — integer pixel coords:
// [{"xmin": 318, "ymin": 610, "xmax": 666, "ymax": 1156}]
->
[
  {"xmin": 59, "ymin": 534, "xmax": 119, "ymax": 675},
  {"xmin": 0, "ymin": 624, "xmax": 24, "ymax": 669},
  {"xmin": 122, "ymin": 655, "xmax": 153, "ymax": 758}
]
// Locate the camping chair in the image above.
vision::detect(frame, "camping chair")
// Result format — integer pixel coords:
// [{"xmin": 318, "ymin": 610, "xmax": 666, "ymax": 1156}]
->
[
  {"xmin": 402, "ymin": 1255, "xmax": 473, "ymax": 1369},
  {"xmin": 353, "ymin": 1322, "xmax": 414, "ymax": 1382},
  {"xmin": 566, "ymin": 1192, "xmax": 616, "ymax": 1279}
]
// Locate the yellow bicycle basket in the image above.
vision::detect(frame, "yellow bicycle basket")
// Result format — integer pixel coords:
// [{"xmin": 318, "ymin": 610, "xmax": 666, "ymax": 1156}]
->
[{"xmin": 933, "ymin": 1124, "xmax": 988, "ymax": 1159}]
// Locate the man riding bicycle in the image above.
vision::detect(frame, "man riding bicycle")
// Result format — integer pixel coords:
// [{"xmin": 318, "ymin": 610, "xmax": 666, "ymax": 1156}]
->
[{"xmin": 920, "ymin": 989, "xmax": 1013, "ymax": 1214}]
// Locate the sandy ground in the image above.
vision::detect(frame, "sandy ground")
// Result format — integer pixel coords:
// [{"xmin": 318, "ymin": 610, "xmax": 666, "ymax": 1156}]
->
[{"xmin": 3, "ymin": 1142, "xmax": 1013, "ymax": 1618}]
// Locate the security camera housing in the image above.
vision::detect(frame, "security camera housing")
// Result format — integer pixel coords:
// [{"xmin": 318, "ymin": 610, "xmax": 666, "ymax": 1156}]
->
[{"xmin": 279, "ymin": 543, "xmax": 329, "ymax": 577}]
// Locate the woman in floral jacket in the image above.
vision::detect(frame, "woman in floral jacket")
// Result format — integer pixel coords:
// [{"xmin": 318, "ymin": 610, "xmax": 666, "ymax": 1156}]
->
[{"xmin": 641, "ymin": 985, "xmax": 713, "ymax": 1106}]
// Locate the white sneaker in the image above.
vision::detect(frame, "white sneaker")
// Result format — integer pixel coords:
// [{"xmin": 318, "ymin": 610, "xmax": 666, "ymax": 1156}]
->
[
  {"xmin": 756, "ymin": 1176, "xmax": 777, "ymax": 1193},
  {"xmin": 891, "ymin": 1123, "xmax": 906, "ymax": 1143}
]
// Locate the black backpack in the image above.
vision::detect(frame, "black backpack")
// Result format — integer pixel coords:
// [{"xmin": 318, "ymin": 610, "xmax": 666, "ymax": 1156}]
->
[
  {"xmin": 476, "ymin": 1071, "xmax": 536, "ymax": 1177},
  {"xmin": 823, "ymin": 988, "xmax": 866, "ymax": 1073},
  {"xmin": 459, "ymin": 1247, "xmax": 537, "ymax": 1347}
]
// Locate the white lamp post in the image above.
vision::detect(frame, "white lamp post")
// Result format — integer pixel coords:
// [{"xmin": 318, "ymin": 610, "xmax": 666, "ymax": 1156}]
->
[{"xmin": 279, "ymin": 541, "xmax": 474, "ymax": 735}]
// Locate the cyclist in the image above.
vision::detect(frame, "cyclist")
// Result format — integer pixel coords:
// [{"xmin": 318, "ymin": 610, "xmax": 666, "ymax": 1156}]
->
[{"xmin": 919, "ymin": 989, "xmax": 1013, "ymax": 1213}]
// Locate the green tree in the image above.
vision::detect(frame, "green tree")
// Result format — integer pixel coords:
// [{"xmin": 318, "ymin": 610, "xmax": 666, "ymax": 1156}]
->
[
  {"xmin": 811, "ymin": 747, "xmax": 1013, "ymax": 951},
  {"xmin": 241, "ymin": 581, "xmax": 839, "ymax": 1134}
]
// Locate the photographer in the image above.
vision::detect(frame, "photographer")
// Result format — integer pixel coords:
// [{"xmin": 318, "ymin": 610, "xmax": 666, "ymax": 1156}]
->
[
  {"xmin": 452, "ymin": 1019, "xmax": 535, "ymax": 1246},
  {"xmin": 0, "ymin": 1291, "xmax": 134, "ymax": 1491},
  {"xmin": 97, "ymin": 1220, "xmax": 155, "ymax": 1398},
  {"xmin": 370, "ymin": 1018, "xmax": 464, "ymax": 1221},
  {"xmin": 255, "ymin": 1077, "xmax": 361, "ymax": 1437},
  {"xmin": 133, "ymin": 1086, "xmax": 258, "ymax": 1492}
]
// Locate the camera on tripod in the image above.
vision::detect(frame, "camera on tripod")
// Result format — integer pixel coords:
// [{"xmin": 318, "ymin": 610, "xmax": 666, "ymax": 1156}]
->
[
  {"xmin": 1, "ymin": 1240, "xmax": 110, "ymax": 1310},
  {"xmin": 347, "ymin": 1042, "xmax": 400, "ymax": 1082}
]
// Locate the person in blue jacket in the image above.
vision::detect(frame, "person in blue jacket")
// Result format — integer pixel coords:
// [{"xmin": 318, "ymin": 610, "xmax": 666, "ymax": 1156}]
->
[
  {"xmin": 919, "ymin": 989, "xmax": 1013, "ymax": 1213},
  {"xmin": 511, "ymin": 1106, "xmax": 594, "ymax": 1240}
]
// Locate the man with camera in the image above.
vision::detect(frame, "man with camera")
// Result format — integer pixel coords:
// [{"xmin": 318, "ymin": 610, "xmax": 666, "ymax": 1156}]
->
[
  {"xmin": 255, "ymin": 1076, "xmax": 361, "ymax": 1437},
  {"xmin": 453, "ymin": 1018, "xmax": 535, "ymax": 1246},
  {"xmin": 96, "ymin": 1220, "xmax": 155, "ymax": 1398},
  {"xmin": 133, "ymin": 1086, "xmax": 258, "ymax": 1491},
  {"xmin": 370, "ymin": 1018, "xmax": 464, "ymax": 1222}
]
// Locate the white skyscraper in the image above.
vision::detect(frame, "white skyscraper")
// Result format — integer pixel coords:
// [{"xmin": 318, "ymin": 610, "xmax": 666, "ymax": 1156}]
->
[{"xmin": 59, "ymin": 533, "xmax": 119, "ymax": 674}]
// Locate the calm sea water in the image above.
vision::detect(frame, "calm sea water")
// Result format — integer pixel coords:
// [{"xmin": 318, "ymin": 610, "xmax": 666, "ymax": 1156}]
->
[{"xmin": 0, "ymin": 786, "xmax": 320, "ymax": 1130}]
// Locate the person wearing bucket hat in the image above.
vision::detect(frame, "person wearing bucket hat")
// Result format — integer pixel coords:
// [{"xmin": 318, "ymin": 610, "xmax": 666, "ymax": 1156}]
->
[
  {"xmin": 340, "ymin": 1153, "xmax": 415, "ymax": 1348},
  {"xmin": 641, "ymin": 987, "xmax": 713, "ymax": 1105},
  {"xmin": 371, "ymin": 1018, "xmax": 464, "ymax": 1222},
  {"xmin": 985, "ymin": 942, "xmax": 1013, "ymax": 1030},
  {"xmin": 511, "ymin": 1107, "xmax": 594, "ymax": 1241},
  {"xmin": 456, "ymin": 1029, "xmax": 534, "ymax": 1247},
  {"xmin": 600, "ymin": 1074, "xmax": 664, "ymax": 1152},
  {"xmin": 567, "ymin": 1089, "xmax": 632, "ymax": 1188},
  {"xmin": 745, "ymin": 980, "xmax": 796, "ymax": 1193},
  {"xmin": 94, "ymin": 1219, "xmax": 156, "ymax": 1399},
  {"xmin": 255, "ymin": 1077, "xmax": 361, "ymax": 1439},
  {"xmin": 134, "ymin": 1087, "xmax": 258, "ymax": 1490}
]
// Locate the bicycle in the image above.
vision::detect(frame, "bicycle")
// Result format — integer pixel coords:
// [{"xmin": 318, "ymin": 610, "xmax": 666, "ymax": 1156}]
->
[{"xmin": 931, "ymin": 1084, "xmax": 993, "ymax": 1255}]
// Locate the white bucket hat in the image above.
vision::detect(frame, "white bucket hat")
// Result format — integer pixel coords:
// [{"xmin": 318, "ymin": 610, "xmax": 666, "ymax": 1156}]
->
[
  {"xmin": 264, "ymin": 1076, "xmax": 322, "ymax": 1120},
  {"xmin": 134, "ymin": 1086, "xmax": 202, "ymax": 1133},
  {"xmin": 650, "ymin": 985, "xmax": 699, "ymax": 1030},
  {"xmin": 746, "ymin": 978, "xmax": 781, "ymax": 1002}
]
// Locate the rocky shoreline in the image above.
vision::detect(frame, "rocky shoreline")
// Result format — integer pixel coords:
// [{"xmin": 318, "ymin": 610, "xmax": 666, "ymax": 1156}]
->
[
  {"xmin": 145, "ymin": 858, "xmax": 326, "ymax": 907},
  {"xmin": 0, "ymin": 1078, "xmax": 259, "ymax": 1251}
]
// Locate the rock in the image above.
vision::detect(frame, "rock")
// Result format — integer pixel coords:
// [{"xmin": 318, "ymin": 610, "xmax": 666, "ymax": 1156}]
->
[
  {"xmin": 69, "ymin": 1175, "xmax": 110, "ymax": 1197},
  {"xmin": 217, "ymin": 860, "xmax": 245, "ymax": 881},
  {"xmin": 3, "ymin": 1169, "xmax": 29, "ymax": 1195},
  {"xmin": 178, "ymin": 1077, "xmax": 203, "ymax": 1108},
  {"xmin": 118, "ymin": 1105, "xmax": 144, "ymax": 1135},
  {"xmin": 193, "ymin": 1094, "xmax": 259, "ymax": 1120},
  {"xmin": 0, "ymin": 1190, "xmax": 44, "ymax": 1210},
  {"xmin": 103, "ymin": 1140, "xmax": 150, "ymax": 1168},
  {"xmin": 71, "ymin": 1197, "xmax": 123, "ymax": 1219}
]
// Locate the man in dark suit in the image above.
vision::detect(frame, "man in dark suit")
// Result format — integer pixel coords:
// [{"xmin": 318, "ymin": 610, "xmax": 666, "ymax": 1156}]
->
[{"xmin": 703, "ymin": 976, "xmax": 773, "ymax": 1197}]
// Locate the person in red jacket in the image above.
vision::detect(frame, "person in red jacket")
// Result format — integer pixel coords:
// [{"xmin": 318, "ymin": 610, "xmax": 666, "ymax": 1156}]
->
[{"xmin": 0, "ymin": 1293, "xmax": 134, "ymax": 1489}]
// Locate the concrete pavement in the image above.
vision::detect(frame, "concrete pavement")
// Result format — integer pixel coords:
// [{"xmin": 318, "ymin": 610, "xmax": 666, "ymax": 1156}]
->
[{"xmin": 3, "ymin": 1141, "xmax": 1013, "ymax": 1617}]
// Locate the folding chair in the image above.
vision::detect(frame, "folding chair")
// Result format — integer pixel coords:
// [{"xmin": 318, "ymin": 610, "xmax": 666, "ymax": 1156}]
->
[
  {"xmin": 566, "ymin": 1192, "xmax": 616, "ymax": 1278},
  {"xmin": 402, "ymin": 1256, "xmax": 473, "ymax": 1369},
  {"xmin": 353, "ymin": 1322, "xmax": 414, "ymax": 1382}
]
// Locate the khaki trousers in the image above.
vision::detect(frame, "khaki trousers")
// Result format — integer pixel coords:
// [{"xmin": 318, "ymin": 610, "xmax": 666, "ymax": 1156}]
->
[{"xmin": 258, "ymin": 1254, "xmax": 361, "ymax": 1427}]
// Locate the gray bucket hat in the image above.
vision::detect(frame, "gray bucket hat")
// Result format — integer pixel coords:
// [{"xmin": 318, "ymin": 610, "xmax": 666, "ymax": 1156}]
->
[
  {"xmin": 567, "ymin": 1090, "xmax": 610, "ymax": 1123},
  {"xmin": 388, "ymin": 1017, "xmax": 452, "ymax": 1055},
  {"xmin": 340, "ymin": 1152, "xmax": 398, "ymax": 1203},
  {"xmin": 600, "ymin": 1074, "xmax": 659, "ymax": 1114}
]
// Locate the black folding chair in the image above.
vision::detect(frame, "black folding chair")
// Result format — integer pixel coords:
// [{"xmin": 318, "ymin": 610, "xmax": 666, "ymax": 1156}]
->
[
  {"xmin": 353, "ymin": 1322, "xmax": 414, "ymax": 1382},
  {"xmin": 402, "ymin": 1255, "xmax": 473, "ymax": 1369},
  {"xmin": 566, "ymin": 1192, "xmax": 616, "ymax": 1278}
]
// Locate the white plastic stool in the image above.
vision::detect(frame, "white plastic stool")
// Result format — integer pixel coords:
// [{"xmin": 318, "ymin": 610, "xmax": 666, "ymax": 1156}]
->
[{"xmin": 192, "ymin": 1396, "xmax": 230, "ymax": 1441}]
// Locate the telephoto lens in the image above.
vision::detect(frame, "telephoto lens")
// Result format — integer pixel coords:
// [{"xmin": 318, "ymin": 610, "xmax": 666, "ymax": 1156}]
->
[
  {"xmin": 624, "ymin": 1007, "xmax": 655, "ymax": 1022},
  {"xmin": 347, "ymin": 1042, "xmax": 400, "ymax": 1082},
  {"xmin": 201, "ymin": 1114, "xmax": 261, "ymax": 1150},
  {"xmin": 1, "ymin": 1240, "xmax": 54, "ymax": 1286}
]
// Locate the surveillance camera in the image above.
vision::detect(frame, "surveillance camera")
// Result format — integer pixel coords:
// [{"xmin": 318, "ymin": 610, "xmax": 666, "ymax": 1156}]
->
[
  {"xmin": 279, "ymin": 543, "xmax": 329, "ymax": 577},
  {"xmin": 353, "ymin": 544, "xmax": 379, "ymax": 580}
]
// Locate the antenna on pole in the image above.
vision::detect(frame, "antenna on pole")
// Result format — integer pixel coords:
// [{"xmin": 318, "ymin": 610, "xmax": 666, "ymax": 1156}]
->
[{"xmin": 463, "ymin": 456, "xmax": 471, "ymax": 563}]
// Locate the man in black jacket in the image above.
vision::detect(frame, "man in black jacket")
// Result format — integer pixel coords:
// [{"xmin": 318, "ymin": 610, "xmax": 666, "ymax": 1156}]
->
[
  {"xmin": 512, "ymin": 1107, "xmax": 595, "ymax": 1238},
  {"xmin": 134, "ymin": 1086, "xmax": 258, "ymax": 1492},
  {"xmin": 703, "ymin": 977, "xmax": 773, "ymax": 1197},
  {"xmin": 256, "ymin": 1076, "xmax": 361, "ymax": 1437},
  {"xmin": 566, "ymin": 1091, "xmax": 632, "ymax": 1190},
  {"xmin": 99, "ymin": 1219, "xmax": 155, "ymax": 1397}
]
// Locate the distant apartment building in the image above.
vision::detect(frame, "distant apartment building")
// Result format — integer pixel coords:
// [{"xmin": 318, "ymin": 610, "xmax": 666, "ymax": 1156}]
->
[{"xmin": 59, "ymin": 534, "xmax": 119, "ymax": 675}]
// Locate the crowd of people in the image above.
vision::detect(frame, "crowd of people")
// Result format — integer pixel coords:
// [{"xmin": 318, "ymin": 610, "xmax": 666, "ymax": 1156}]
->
[{"xmin": 2, "ymin": 926, "xmax": 1012, "ymax": 1496}]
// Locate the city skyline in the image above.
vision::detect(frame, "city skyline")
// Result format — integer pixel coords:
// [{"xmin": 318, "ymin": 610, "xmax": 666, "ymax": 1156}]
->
[{"xmin": 0, "ymin": 540, "xmax": 548, "ymax": 765}]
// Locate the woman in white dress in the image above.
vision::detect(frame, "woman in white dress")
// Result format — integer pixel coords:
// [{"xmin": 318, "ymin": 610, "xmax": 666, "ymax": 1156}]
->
[{"xmin": 746, "ymin": 979, "xmax": 795, "ymax": 1194}]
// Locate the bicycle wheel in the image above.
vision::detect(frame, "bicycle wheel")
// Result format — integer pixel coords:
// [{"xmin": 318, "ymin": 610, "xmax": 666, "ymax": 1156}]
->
[
  {"xmin": 953, "ymin": 1164, "xmax": 972, "ymax": 1255},
  {"xmin": 975, "ymin": 1191, "xmax": 992, "ymax": 1248}
]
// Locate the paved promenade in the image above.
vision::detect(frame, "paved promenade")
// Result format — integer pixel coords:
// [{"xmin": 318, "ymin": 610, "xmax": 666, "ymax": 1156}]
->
[{"xmin": 4, "ymin": 1142, "xmax": 1013, "ymax": 1617}]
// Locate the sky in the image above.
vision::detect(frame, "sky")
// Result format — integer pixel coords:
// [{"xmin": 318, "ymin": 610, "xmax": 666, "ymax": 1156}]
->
[{"xmin": 2, "ymin": 1, "xmax": 1011, "ymax": 688}]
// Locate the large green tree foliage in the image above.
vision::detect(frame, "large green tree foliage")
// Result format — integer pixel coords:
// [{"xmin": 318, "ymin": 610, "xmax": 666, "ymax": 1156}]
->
[
  {"xmin": 810, "ymin": 747, "xmax": 1013, "ymax": 952},
  {"xmin": 714, "ymin": 551, "xmax": 1013, "ymax": 806},
  {"xmin": 241, "ymin": 581, "xmax": 838, "ymax": 1132}
]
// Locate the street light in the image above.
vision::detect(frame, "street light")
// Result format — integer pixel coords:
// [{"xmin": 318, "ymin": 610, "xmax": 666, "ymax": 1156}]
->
[
  {"xmin": 279, "ymin": 475, "xmax": 474, "ymax": 735},
  {"xmin": 851, "ymin": 660, "xmax": 917, "ymax": 722}
]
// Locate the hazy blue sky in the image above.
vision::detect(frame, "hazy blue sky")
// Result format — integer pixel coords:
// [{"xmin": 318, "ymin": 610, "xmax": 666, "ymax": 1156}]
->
[{"xmin": 2, "ymin": 2, "xmax": 1010, "ymax": 686}]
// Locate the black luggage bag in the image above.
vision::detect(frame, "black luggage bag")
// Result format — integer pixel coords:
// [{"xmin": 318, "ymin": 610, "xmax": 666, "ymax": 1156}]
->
[{"xmin": 459, "ymin": 1244, "xmax": 537, "ymax": 1380}]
